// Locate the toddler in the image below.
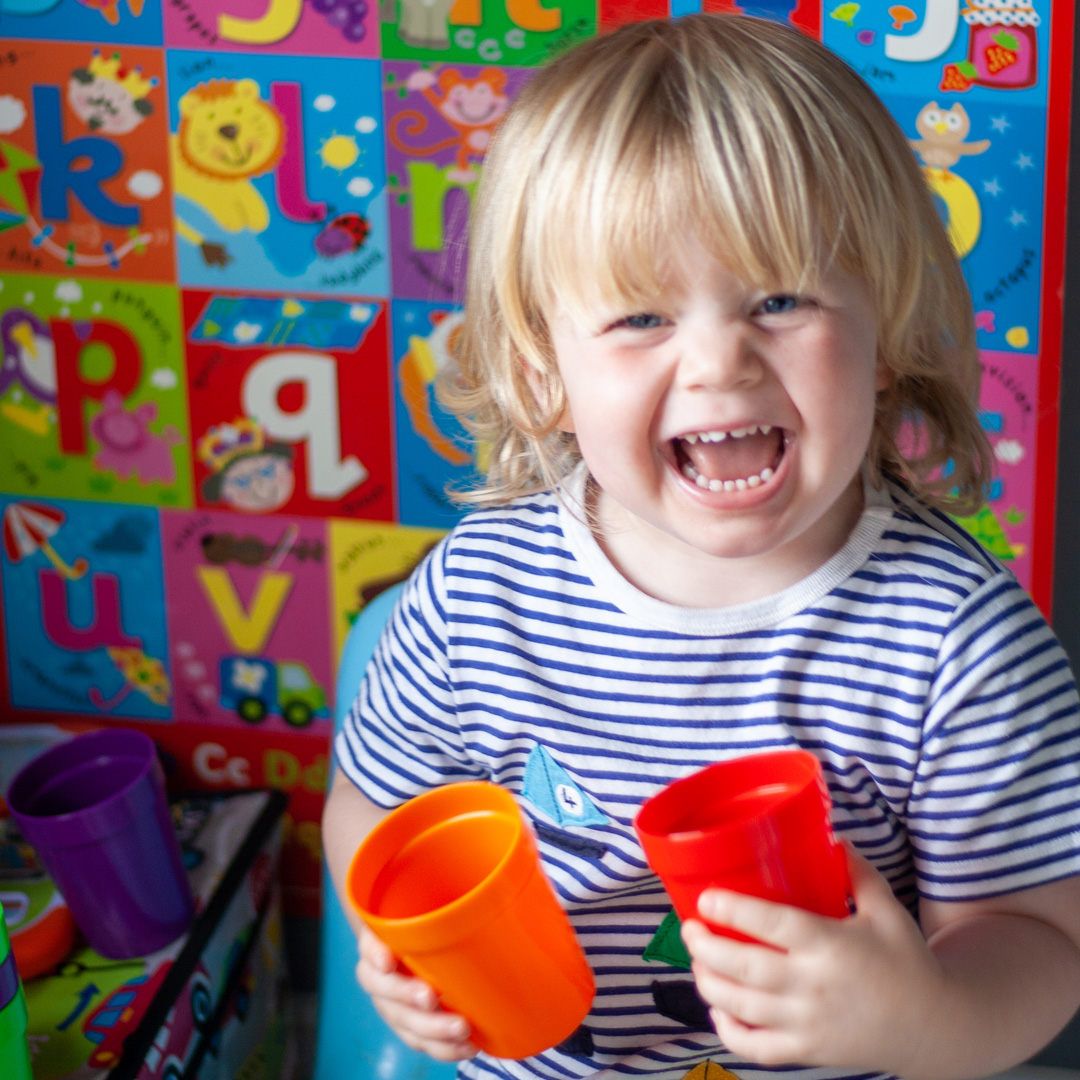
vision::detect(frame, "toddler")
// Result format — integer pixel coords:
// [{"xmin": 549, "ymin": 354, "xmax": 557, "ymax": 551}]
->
[{"xmin": 324, "ymin": 14, "xmax": 1080, "ymax": 1080}]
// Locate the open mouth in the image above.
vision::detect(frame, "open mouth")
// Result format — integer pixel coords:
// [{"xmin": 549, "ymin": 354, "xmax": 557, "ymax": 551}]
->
[{"xmin": 672, "ymin": 423, "xmax": 787, "ymax": 492}]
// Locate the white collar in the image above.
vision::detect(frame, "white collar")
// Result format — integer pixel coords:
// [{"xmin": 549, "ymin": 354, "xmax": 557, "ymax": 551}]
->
[{"xmin": 555, "ymin": 463, "xmax": 894, "ymax": 635}]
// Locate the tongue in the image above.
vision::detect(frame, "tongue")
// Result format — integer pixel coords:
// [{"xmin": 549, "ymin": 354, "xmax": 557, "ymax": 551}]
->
[{"xmin": 683, "ymin": 429, "xmax": 782, "ymax": 482}]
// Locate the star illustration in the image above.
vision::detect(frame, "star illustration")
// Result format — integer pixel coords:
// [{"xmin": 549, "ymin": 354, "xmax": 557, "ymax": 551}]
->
[
  {"xmin": 983, "ymin": 178, "xmax": 1003, "ymax": 197},
  {"xmin": 990, "ymin": 115, "xmax": 1011, "ymax": 133},
  {"xmin": 1008, "ymin": 209, "xmax": 1028, "ymax": 228},
  {"xmin": 1014, "ymin": 152, "xmax": 1035, "ymax": 171}
]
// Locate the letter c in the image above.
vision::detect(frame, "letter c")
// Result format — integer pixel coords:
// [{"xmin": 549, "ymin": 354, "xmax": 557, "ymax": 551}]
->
[{"xmin": 194, "ymin": 743, "xmax": 250, "ymax": 786}]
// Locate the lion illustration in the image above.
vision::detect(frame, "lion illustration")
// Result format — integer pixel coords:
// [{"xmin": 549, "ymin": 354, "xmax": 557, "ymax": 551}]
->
[{"xmin": 170, "ymin": 78, "xmax": 285, "ymax": 267}]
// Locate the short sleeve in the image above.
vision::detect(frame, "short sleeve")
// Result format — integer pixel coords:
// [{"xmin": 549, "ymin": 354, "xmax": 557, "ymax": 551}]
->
[
  {"xmin": 333, "ymin": 539, "xmax": 487, "ymax": 808},
  {"xmin": 908, "ymin": 572, "xmax": 1080, "ymax": 901}
]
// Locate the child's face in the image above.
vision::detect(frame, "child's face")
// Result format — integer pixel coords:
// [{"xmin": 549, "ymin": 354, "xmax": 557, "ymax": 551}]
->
[{"xmin": 548, "ymin": 240, "xmax": 886, "ymax": 597}]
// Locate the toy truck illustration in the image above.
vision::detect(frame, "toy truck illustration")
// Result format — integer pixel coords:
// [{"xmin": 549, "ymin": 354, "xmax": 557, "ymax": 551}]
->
[{"xmin": 219, "ymin": 656, "xmax": 328, "ymax": 728}]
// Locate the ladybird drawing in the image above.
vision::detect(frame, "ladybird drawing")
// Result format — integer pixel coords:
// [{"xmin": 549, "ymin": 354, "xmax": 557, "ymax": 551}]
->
[{"xmin": 314, "ymin": 212, "xmax": 371, "ymax": 257}]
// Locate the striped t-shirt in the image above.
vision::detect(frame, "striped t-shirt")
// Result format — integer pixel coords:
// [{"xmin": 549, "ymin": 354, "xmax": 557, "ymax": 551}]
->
[{"xmin": 336, "ymin": 470, "xmax": 1080, "ymax": 1080}]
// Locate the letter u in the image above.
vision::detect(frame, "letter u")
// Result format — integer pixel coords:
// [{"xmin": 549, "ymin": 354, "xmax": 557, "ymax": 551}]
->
[{"xmin": 39, "ymin": 569, "xmax": 141, "ymax": 652}]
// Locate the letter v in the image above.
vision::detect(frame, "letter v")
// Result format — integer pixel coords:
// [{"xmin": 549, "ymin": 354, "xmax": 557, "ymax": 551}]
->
[{"xmin": 196, "ymin": 566, "xmax": 294, "ymax": 654}]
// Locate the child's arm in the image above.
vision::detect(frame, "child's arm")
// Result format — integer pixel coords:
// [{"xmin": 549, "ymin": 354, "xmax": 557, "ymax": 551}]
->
[
  {"xmin": 322, "ymin": 768, "xmax": 478, "ymax": 1061},
  {"xmin": 682, "ymin": 844, "xmax": 1080, "ymax": 1080}
]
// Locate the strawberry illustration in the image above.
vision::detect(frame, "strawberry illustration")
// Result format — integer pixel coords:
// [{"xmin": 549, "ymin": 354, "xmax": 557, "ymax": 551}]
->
[
  {"xmin": 985, "ymin": 32, "xmax": 1019, "ymax": 74},
  {"xmin": 939, "ymin": 61, "xmax": 977, "ymax": 92}
]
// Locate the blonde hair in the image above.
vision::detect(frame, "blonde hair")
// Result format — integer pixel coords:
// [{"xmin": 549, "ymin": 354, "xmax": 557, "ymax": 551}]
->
[{"xmin": 443, "ymin": 13, "xmax": 993, "ymax": 515}]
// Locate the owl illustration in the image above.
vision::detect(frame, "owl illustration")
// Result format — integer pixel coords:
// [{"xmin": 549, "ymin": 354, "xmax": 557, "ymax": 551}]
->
[{"xmin": 909, "ymin": 102, "xmax": 990, "ymax": 170}]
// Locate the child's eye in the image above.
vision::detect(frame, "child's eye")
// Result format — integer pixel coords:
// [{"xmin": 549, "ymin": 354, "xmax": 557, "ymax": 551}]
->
[
  {"xmin": 757, "ymin": 295, "xmax": 801, "ymax": 316},
  {"xmin": 613, "ymin": 312, "xmax": 667, "ymax": 331}
]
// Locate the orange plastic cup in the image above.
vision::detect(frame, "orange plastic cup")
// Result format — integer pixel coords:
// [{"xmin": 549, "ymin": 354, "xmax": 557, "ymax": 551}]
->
[{"xmin": 346, "ymin": 782, "xmax": 595, "ymax": 1059}]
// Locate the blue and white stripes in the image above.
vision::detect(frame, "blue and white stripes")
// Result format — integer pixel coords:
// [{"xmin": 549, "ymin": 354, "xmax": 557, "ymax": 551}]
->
[{"xmin": 335, "ymin": 473, "xmax": 1080, "ymax": 1080}]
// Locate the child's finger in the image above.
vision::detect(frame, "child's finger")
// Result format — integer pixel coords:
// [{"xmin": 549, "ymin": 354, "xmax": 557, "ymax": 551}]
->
[
  {"xmin": 681, "ymin": 919, "xmax": 788, "ymax": 991},
  {"xmin": 357, "ymin": 950, "xmax": 439, "ymax": 1010},
  {"xmin": 353, "ymin": 938, "xmax": 478, "ymax": 1060},
  {"xmin": 380, "ymin": 998, "xmax": 474, "ymax": 1047},
  {"xmin": 410, "ymin": 1036, "xmax": 478, "ymax": 1064},
  {"xmin": 371, "ymin": 996, "xmax": 478, "ymax": 1061},
  {"xmin": 692, "ymin": 966, "xmax": 790, "ymax": 1030},
  {"xmin": 695, "ymin": 889, "xmax": 819, "ymax": 951},
  {"xmin": 357, "ymin": 925, "xmax": 397, "ymax": 974},
  {"xmin": 710, "ymin": 1008, "xmax": 803, "ymax": 1068},
  {"xmin": 355, "ymin": 931, "xmax": 435, "ymax": 1007}
]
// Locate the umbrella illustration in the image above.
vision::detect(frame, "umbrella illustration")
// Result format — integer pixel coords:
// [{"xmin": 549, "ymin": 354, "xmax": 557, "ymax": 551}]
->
[
  {"xmin": 3, "ymin": 502, "xmax": 88, "ymax": 580},
  {"xmin": 89, "ymin": 646, "xmax": 171, "ymax": 710}
]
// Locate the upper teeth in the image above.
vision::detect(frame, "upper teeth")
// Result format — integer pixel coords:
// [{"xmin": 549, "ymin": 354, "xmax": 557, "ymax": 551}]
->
[{"xmin": 682, "ymin": 424, "xmax": 772, "ymax": 444}]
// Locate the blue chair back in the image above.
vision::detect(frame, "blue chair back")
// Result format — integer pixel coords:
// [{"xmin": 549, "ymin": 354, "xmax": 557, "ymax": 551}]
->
[{"xmin": 313, "ymin": 584, "xmax": 457, "ymax": 1080}]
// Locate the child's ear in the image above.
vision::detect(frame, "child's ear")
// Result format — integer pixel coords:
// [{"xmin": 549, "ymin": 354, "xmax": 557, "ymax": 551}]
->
[
  {"xmin": 874, "ymin": 353, "xmax": 893, "ymax": 393},
  {"xmin": 524, "ymin": 360, "xmax": 575, "ymax": 432}
]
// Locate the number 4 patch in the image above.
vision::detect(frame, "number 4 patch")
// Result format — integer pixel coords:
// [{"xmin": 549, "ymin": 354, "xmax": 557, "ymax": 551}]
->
[{"xmin": 522, "ymin": 745, "xmax": 608, "ymax": 828}]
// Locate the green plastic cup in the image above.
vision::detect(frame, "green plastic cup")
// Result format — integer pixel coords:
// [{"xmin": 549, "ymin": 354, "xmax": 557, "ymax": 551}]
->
[{"xmin": 0, "ymin": 912, "xmax": 33, "ymax": 1080}]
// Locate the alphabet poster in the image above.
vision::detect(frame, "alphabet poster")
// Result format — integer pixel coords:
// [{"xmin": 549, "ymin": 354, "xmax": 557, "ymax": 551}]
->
[
  {"xmin": 164, "ymin": 0, "xmax": 378, "ymax": 57},
  {"xmin": 182, "ymin": 288, "xmax": 394, "ymax": 521},
  {"xmin": 391, "ymin": 298, "xmax": 479, "ymax": 527},
  {"xmin": 0, "ymin": 273, "xmax": 191, "ymax": 506},
  {"xmin": 881, "ymin": 89, "xmax": 1043, "ymax": 353},
  {"xmin": 384, "ymin": 60, "xmax": 532, "ymax": 303},
  {"xmin": 822, "ymin": 0, "xmax": 1066, "ymax": 601},
  {"xmin": 327, "ymin": 516, "xmax": 444, "ymax": 657},
  {"xmin": 0, "ymin": 0, "xmax": 163, "ymax": 46},
  {"xmin": 0, "ymin": 38, "xmax": 174, "ymax": 281},
  {"xmin": 166, "ymin": 50, "xmax": 388, "ymax": 294},
  {"xmin": 161, "ymin": 506, "xmax": 333, "ymax": 732},
  {"xmin": 954, "ymin": 350, "xmax": 1038, "ymax": 585},
  {"xmin": 0, "ymin": 0, "xmax": 1073, "ymax": 920},
  {"xmin": 379, "ymin": 0, "xmax": 595, "ymax": 66},
  {"xmin": 0, "ymin": 495, "xmax": 170, "ymax": 719}
]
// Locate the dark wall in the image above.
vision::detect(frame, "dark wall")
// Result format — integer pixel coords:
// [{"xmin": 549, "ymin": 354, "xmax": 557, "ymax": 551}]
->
[
  {"xmin": 1041, "ymin": 11, "xmax": 1080, "ymax": 1066},
  {"xmin": 1053, "ymin": 3, "xmax": 1080, "ymax": 669}
]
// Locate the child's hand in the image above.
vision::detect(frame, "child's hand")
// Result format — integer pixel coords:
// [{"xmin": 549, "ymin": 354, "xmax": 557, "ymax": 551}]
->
[
  {"xmin": 681, "ymin": 844, "xmax": 945, "ymax": 1076},
  {"xmin": 356, "ymin": 924, "xmax": 479, "ymax": 1062}
]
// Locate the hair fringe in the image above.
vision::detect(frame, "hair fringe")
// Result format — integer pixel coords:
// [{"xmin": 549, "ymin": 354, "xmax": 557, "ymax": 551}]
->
[{"xmin": 442, "ymin": 13, "xmax": 993, "ymax": 518}]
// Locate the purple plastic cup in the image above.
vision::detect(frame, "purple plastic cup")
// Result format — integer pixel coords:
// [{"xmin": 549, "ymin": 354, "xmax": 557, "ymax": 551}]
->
[{"xmin": 7, "ymin": 728, "xmax": 195, "ymax": 959}]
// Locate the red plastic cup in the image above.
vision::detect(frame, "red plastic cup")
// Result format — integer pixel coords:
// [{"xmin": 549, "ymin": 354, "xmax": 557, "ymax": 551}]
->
[
  {"xmin": 347, "ymin": 782, "xmax": 595, "ymax": 1059},
  {"xmin": 634, "ymin": 749, "xmax": 852, "ymax": 940}
]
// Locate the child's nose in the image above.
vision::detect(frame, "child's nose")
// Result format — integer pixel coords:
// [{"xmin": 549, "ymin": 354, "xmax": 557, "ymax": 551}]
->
[{"xmin": 679, "ymin": 321, "xmax": 761, "ymax": 392}]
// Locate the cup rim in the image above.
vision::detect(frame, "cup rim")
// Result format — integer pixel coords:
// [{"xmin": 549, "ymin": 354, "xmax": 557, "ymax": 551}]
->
[
  {"xmin": 7, "ymin": 727, "xmax": 156, "ymax": 829},
  {"xmin": 348, "ymin": 782, "xmax": 536, "ymax": 938},
  {"xmin": 634, "ymin": 748, "xmax": 822, "ymax": 845}
]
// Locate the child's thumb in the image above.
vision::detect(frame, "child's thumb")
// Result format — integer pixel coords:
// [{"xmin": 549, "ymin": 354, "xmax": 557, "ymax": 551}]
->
[{"xmin": 843, "ymin": 840, "xmax": 900, "ymax": 914}]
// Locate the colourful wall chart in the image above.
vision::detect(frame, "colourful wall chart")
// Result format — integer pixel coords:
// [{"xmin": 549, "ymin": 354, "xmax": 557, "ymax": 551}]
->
[{"xmin": 0, "ymin": 0, "xmax": 1073, "ymax": 920}]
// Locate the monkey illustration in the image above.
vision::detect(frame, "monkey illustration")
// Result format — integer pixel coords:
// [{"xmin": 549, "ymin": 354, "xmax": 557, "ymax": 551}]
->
[{"xmin": 388, "ymin": 67, "xmax": 511, "ymax": 182}]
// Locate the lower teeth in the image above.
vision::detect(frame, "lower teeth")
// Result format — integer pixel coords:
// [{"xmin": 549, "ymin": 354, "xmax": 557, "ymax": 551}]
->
[{"xmin": 684, "ymin": 463, "xmax": 774, "ymax": 490}]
